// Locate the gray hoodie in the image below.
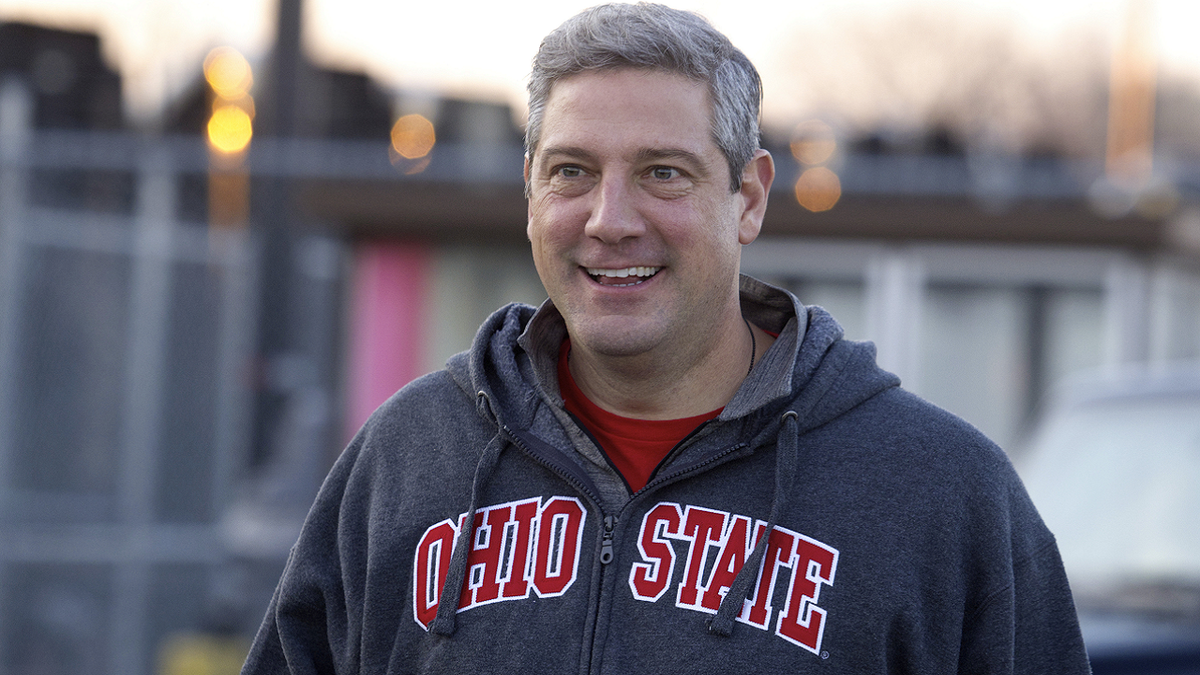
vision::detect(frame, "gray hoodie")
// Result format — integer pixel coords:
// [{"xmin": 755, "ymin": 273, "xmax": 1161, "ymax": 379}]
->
[{"xmin": 242, "ymin": 276, "xmax": 1091, "ymax": 674}]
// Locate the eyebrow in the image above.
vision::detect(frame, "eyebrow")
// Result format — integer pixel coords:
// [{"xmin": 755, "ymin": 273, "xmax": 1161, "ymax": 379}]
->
[
  {"xmin": 537, "ymin": 145, "xmax": 711, "ymax": 176},
  {"xmin": 537, "ymin": 145, "xmax": 598, "ymax": 164}
]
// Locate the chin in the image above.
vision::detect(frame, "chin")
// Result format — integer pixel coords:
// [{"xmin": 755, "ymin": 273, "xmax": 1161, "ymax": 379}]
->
[
  {"xmin": 577, "ymin": 334, "xmax": 656, "ymax": 359},
  {"xmin": 571, "ymin": 320, "xmax": 666, "ymax": 359}
]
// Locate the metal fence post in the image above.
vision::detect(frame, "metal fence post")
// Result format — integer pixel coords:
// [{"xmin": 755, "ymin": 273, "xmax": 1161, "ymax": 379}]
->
[
  {"xmin": 0, "ymin": 76, "xmax": 33, "ymax": 675},
  {"xmin": 109, "ymin": 141, "xmax": 178, "ymax": 675},
  {"xmin": 0, "ymin": 77, "xmax": 31, "ymax": 508},
  {"xmin": 865, "ymin": 246, "xmax": 927, "ymax": 391}
]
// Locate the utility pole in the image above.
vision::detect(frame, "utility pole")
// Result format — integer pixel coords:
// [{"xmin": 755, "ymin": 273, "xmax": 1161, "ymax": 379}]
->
[{"xmin": 252, "ymin": 0, "xmax": 304, "ymax": 468}]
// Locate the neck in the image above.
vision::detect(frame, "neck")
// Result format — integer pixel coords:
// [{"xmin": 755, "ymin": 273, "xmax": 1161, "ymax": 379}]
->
[{"xmin": 566, "ymin": 312, "xmax": 773, "ymax": 420}]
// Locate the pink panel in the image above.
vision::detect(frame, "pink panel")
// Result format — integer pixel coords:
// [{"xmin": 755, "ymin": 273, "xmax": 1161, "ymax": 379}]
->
[{"xmin": 345, "ymin": 241, "xmax": 430, "ymax": 440}]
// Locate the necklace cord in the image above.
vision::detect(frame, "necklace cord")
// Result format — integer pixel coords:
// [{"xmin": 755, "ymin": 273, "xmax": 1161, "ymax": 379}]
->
[{"xmin": 743, "ymin": 316, "xmax": 756, "ymax": 378}]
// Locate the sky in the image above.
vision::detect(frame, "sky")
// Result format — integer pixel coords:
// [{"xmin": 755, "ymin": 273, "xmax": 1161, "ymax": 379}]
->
[{"xmin": 1, "ymin": 0, "xmax": 1198, "ymax": 125}]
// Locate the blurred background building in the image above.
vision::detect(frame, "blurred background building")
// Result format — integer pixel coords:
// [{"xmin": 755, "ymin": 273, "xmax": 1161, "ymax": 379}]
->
[{"xmin": 1, "ymin": 0, "xmax": 1198, "ymax": 673}]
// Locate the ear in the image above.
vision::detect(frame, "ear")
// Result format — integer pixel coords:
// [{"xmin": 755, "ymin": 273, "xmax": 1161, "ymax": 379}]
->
[{"xmin": 737, "ymin": 149, "xmax": 774, "ymax": 245}]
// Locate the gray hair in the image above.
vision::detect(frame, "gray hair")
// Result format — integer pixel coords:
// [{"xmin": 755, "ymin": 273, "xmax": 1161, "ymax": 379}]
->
[{"xmin": 526, "ymin": 2, "xmax": 763, "ymax": 191}]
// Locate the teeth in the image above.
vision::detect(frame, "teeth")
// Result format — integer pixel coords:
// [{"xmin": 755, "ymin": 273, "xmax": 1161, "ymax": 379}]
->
[{"xmin": 586, "ymin": 266, "xmax": 661, "ymax": 278}]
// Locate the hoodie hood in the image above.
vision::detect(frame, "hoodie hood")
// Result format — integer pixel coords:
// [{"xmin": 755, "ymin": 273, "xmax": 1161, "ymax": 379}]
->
[{"xmin": 448, "ymin": 302, "xmax": 541, "ymax": 431}]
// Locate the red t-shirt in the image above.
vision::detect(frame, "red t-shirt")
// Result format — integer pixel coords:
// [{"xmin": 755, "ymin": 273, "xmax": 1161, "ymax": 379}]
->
[{"xmin": 557, "ymin": 341, "xmax": 722, "ymax": 492}]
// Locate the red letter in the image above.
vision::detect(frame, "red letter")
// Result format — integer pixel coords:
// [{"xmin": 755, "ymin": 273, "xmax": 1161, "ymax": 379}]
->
[
  {"xmin": 743, "ymin": 522, "xmax": 799, "ymax": 630},
  {"xmin": 459, "ymin": 504, "xmax": 510, "ymax": 608},
  {"xmin": 412, "ymin": 519, "xmax": 457, "ymax": 630},
  {"xmin": 775, "ymin": 535, "xmax": 838, "ymax": 653},
  {"xmin": 629, "ymin": 502, "xmax": 683, "ymax": 602},
  {"xmin": 676, "ymin": 507, "xmax": 729, "ymax": 609},
  {"xmin": 499, "ymin": 498, "xmax": 540, "ymax": 599},
  {"xmin": 532, "ymin": 496, "xmax": 586, "ymax": 597},
  {"xmin": 700, "ymin": 514, "xmax": 754, "ymax": 612}
]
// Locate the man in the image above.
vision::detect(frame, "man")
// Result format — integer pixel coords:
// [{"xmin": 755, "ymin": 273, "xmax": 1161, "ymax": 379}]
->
[{"xmin": 242, "ymin": 3, "xmax": 1091, "ymax": 673}]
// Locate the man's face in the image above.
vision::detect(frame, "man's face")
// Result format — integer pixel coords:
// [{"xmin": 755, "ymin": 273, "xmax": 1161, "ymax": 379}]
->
[{"xmin": 526, "ymin": 68, "xmax": 768, "ymax": 362}]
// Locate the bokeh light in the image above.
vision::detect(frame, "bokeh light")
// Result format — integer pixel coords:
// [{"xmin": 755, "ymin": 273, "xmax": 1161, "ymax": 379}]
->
[
  {"xmin": 390, "ymin": 114, "xmax": 436, "ymax": 160},
  {"xmin": 794, "ymin": 167, "xmax": 842, "ymax": 213},
  {"xmin": 203, "ymin": 47, "xmax": 254, "ymax": 157},
  {"xmin": 204, "ymin": 47, "xmax": 253, "ymax": 100},
  {"xmin": 790, "ymin": 119, "xmax": 838, "ymax": 166},
  {"xmin": 207, "ymin": 105, "xmax": 253, "ymax": 154}
]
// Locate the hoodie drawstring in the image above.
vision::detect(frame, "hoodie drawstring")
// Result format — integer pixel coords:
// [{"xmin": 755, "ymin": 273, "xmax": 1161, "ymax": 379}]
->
[
  {"xmin": 430, "ymin": 395, "xmax": 507, "ymax": 636},
  {"xmin": 708, "ymin": 410, "xmax": 799, "ymax": 636}
]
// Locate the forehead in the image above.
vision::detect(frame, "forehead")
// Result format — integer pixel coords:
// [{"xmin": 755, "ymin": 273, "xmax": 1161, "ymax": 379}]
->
[{"xmin": 536, "ymin": 68, "xmax": 718, "ymax": 157}]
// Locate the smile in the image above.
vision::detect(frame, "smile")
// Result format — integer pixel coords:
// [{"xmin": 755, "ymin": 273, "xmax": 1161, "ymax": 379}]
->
[{"xmin": 585, "ymin": 266, "xmax": 662, "ymax": 287}]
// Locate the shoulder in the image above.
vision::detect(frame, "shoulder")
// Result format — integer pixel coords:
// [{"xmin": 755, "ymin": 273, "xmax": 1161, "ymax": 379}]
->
[
  {"xmin": 800, "ymin": 385, "xmax": 1058, "ymax": 579},
  {"xmin": 353, "ymin": 369, "xmax": 490, "ymax": 458},
  {"xmin": 831, "ymin": 384, "xmax": 1001, "ymax": 458},
  {"xmin": 324, "ymin": 369, "xmax": 492, "ymax": 502},
  {"xmin": 813, "ymin": 385, "xmax": 1036, "ymax": 521},
  {"xmin": 369, "ymin": 369, "xmax": 473, "ymax": 424},
  {"xmin": 313, "ymin": 368, "xmax": 492, "ymax": 533}
]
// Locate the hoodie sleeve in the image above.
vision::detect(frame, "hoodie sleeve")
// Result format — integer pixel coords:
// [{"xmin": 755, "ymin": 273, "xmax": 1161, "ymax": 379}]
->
[
  {"xmin": 240, "ymin": 367, "xmax": 486, "ymax": 675},
  {"xmin": 241, "ymin": 436, "xmax": 362, "ymax": 675},
  {"xmin": 240, "ymin": 574, "xmax": 339, "ymax": 675},
  {"xmin": 956, "ymin": 472, "xmax": 1092, "ymax": 674}
]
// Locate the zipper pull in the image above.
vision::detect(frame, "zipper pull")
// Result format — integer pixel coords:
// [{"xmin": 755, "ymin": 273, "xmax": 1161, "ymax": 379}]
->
[{"xmin": 600, "ymin": 515, "xmax": 617, "ymax": 565}]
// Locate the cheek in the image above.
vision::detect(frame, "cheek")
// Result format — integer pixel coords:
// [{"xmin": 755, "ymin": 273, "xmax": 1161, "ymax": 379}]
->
[
  {"xmin": 527, "ymin": 224, "xmax": 552, "ymax": 270},
  {"xmin": 528, "ymin": 196, "xmax": 585, "ymax": 245},
  {"xmin": 526, "ymin": 210, "xmax": 575, "ymax": 278},
  {"xmin": 656, "ymin": 201, "xmax": 737, "ymax": 251},
  {"xmin": 527, "ymin": 215, "xmax": 560, "ymax": 252},
  {"xmin": 526, "ymin": 196, "xmax": 553, "ymax": 245}
]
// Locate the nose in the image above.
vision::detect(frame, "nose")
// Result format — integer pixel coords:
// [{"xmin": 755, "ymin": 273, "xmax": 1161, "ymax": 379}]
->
[{"xmin": 584, "ymin": 176, "xmax": 645, "ymax": 244}]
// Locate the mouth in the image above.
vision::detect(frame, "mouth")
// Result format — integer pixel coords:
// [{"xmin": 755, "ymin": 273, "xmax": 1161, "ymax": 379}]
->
[{"xmin": 585, "ymin": 266, "xmax": 662, "ymax": 287}]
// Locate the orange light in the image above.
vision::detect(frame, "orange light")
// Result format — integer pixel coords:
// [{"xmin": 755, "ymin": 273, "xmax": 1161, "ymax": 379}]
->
[
  {"xmin": 204, "ymin": 47, "xmax": 253, "ymax": 100},
  {"xmin": 391, "ymin": 114, "xmax": 436, "ymax": 160},
  {"xmin": 790, "ymin": 119, "xmax": 837, "ymax": 166},
  {"xmin": 208, "ymin": 105, "xmax": 253, "ymax": 154},
  {"xmin": 1105, "ymin": 0, "xmax": 1156, "ymax": 185},
  {"xmin": 794, "ymin": 167, "xmax": 841, "ymax": 212}
]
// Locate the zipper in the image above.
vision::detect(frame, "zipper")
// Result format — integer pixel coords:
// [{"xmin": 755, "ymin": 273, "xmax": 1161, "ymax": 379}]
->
[
  {"xmin": 506, "ymin": 423, "xmax": 752, "ymax": 672},
  {"xmin": 498, "ymin": 422, "xmax": 614, "ymax": 673},
  {"xmin": 588, "ymin": 513, "xmax": 622, "ymax": 674},
  {"xmin": 565, "ymin": 409, "xmax": 635, "ymax": 496},
  {"xmin": 639, "ymin": 441, "xmax": 751, "ymax": 495},
  {"xmin": 599, "ymin": 515, "xmax": 617, "ymax": 565},
  {"xmin": 642, "ymin": 419, "xmax": 715, "ymax": 487},
  {"xmin": 500, "ymin": 422, "xmax": 606, "ymax": 508}
]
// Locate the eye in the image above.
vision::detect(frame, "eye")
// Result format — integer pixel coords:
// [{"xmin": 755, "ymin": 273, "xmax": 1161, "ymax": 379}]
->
[
  {"xmin": 649, "ymin": 166, "xmax": 680, "ymax": 180},
  {"xmin": 556, "ymin": 165, "xmax": 585, "ymax": 178}
]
